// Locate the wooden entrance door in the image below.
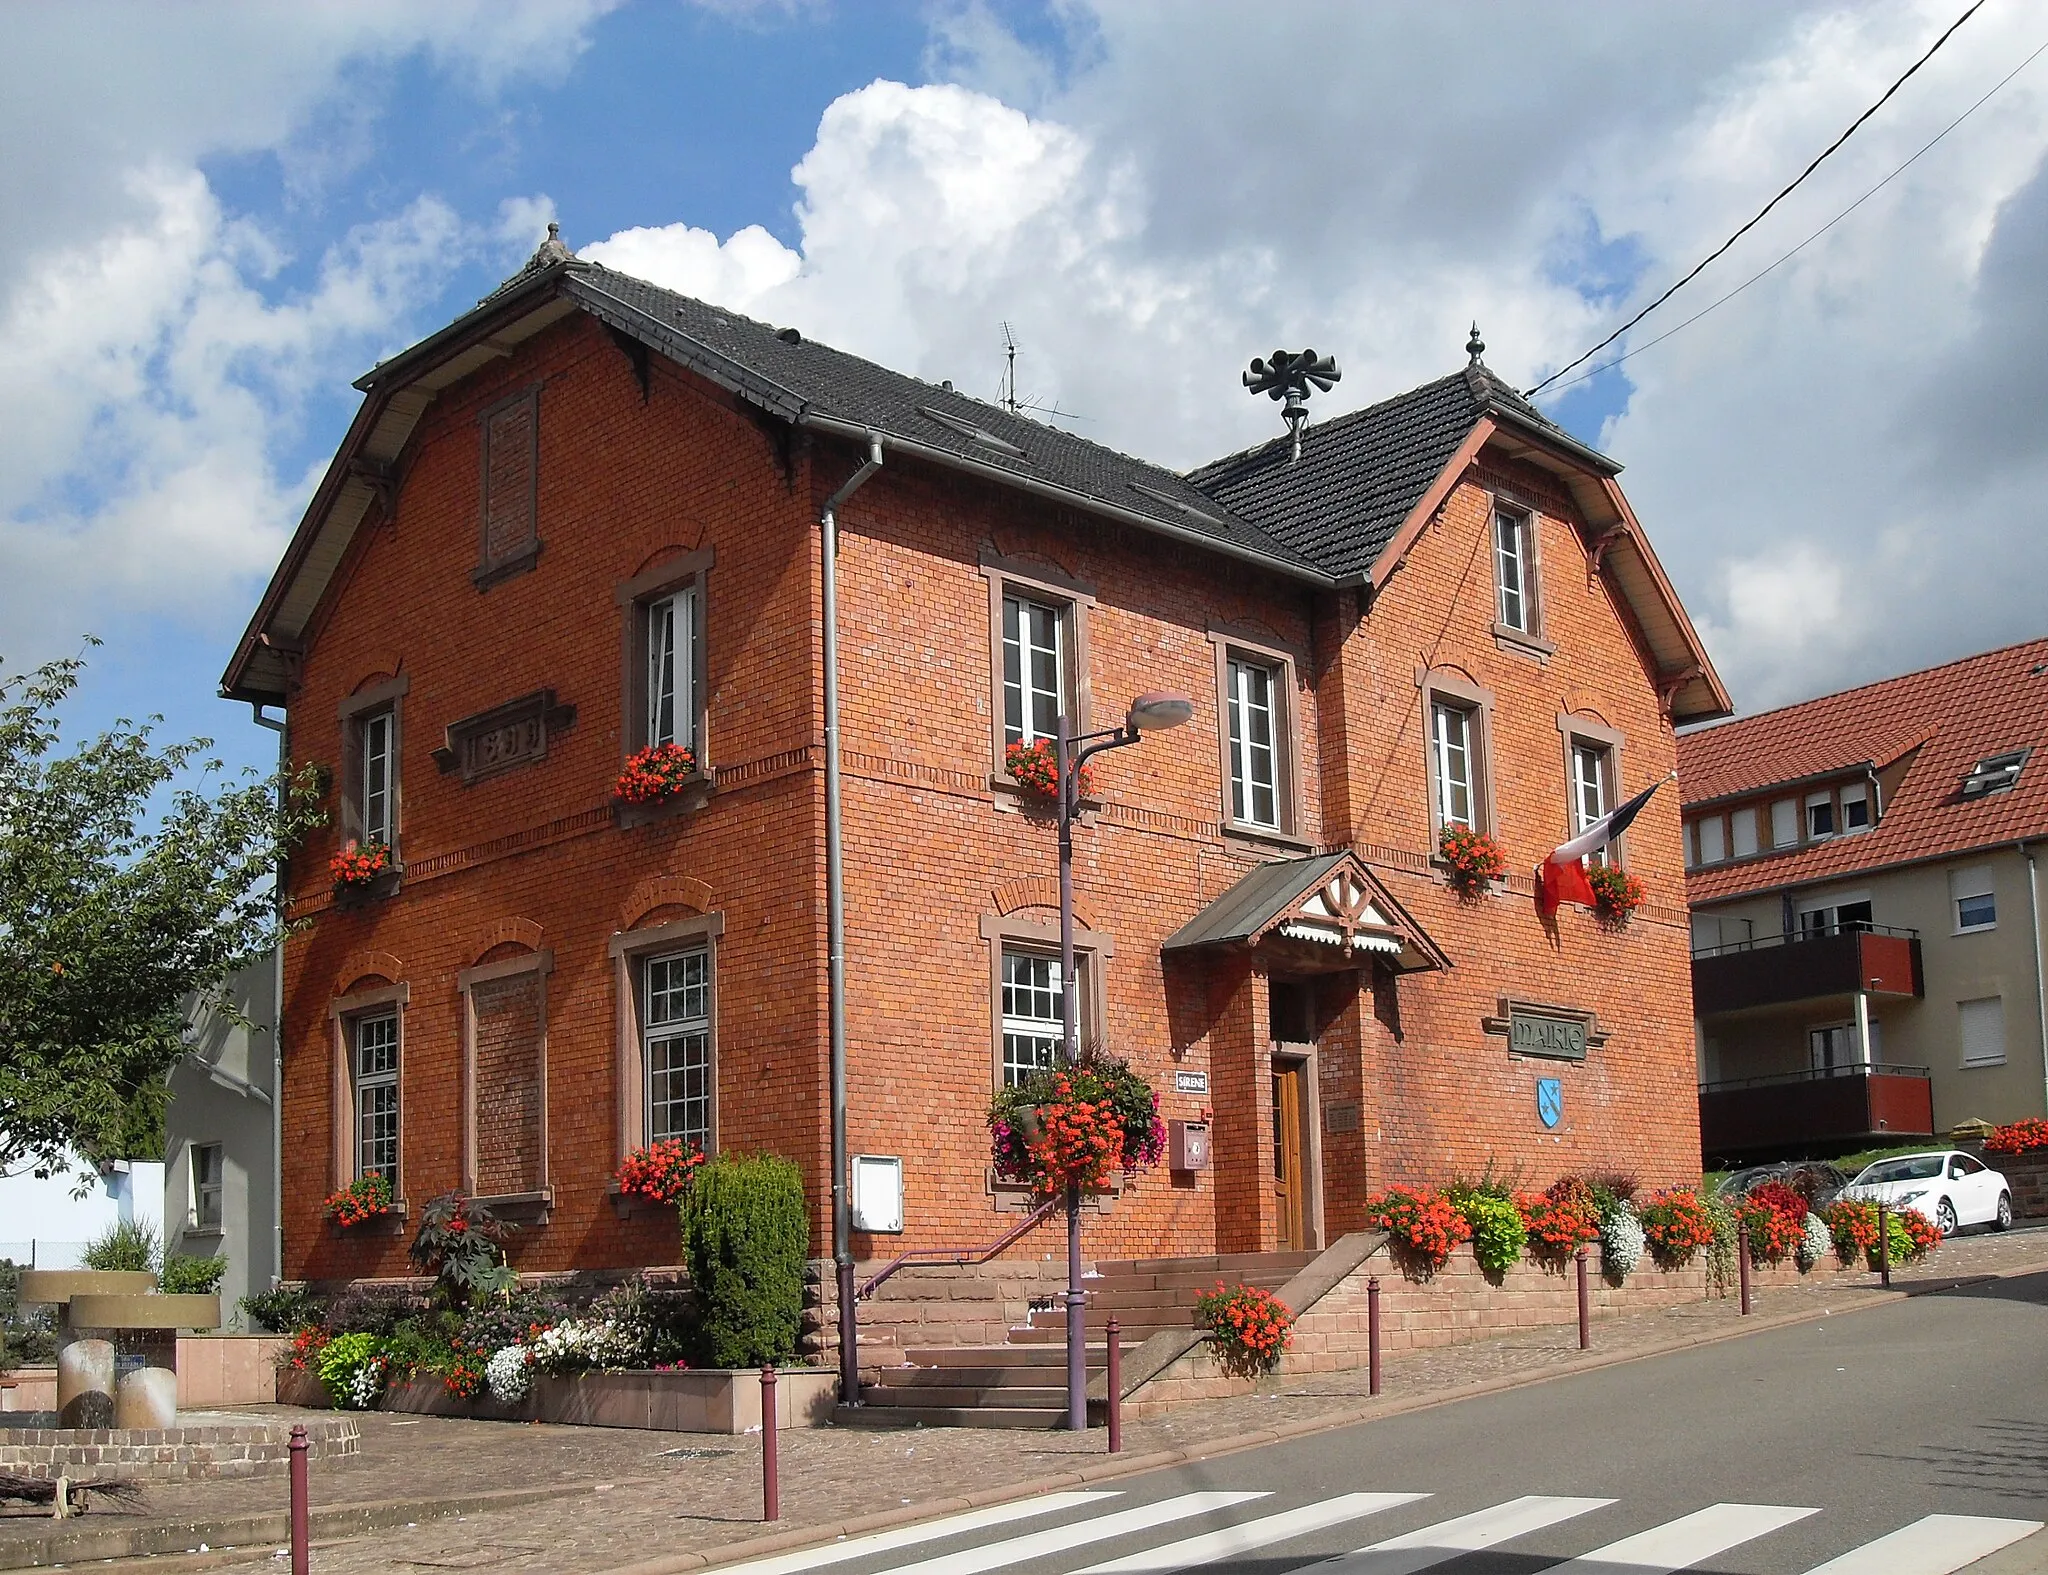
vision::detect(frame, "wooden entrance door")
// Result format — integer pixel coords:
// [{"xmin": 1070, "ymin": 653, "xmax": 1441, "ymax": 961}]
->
[{"xmin": 1271, "ymin": 1061, "xmax": 1308, "ymax": 1251}]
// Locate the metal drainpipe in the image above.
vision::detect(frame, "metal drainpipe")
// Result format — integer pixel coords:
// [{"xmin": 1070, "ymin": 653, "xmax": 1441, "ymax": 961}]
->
[
  {"xmin": 252, "ymin": 705, "xmax": 288, "ymax": 1294},
  {"xmin": 822, "ymin": 435, "xmax": 884, "ymax": 1406},
  {"xmin": 2024, "ymin": 841, "xmax": 2048, "ymax": 1119}
]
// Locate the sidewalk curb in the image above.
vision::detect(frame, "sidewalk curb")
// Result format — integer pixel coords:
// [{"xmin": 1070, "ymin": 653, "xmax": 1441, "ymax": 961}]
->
[{"xmin": 592, "ymin": 1250, "xmax": 2048, "ymax": 1575}]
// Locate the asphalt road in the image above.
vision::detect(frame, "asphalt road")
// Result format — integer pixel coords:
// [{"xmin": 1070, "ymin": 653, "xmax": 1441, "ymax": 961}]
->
[{"xmin": 742, "ymin": 1268, "xmax": 2048, "ymax": 1575}]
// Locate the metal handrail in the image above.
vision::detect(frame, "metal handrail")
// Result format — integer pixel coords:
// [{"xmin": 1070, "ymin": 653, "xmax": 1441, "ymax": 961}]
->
[
  {"xmin": 854, "ymin": 1195, "xmax": 1062, "ymax": 1301},
  {"xmin": 1691, "ymin": 921, "xmax": 1919, "ymax": 960},
  {"xmin": 1698, "ymin": 1062, "xmax": 1931, "ymax": 1094}
]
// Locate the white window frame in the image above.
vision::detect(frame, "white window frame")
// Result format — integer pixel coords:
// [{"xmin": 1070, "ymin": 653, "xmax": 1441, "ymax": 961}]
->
[
  {"xmin": 1226, "ymin": 656, "xmax": 1281, "ymax": 831},
  {"xmin": 1695, "ymin": 815, "xmax": 1727, "ymax": 866},
  {"xmin": 1809, "ymin": 1017, "xmax": 1878, "ymax": 1071},
  {"xmin": 191, "ymin": 1142, "xmax": 223, "ymax": 1232},
  {"xmin": 645, "ymin": 585, "xmax": 699, "ymax": 752},
  {"xmin": 643, "ymin": 946, "xmax": 713, "ymax": 1148},
  {"xmin": 360, "ymin": 709, "xmax": 393, "ymax": 848},
  {"xmin": 999, "ymin": 947, "xmax": 1065, "ymax": 1088},
  {"xmin": 1951, "ymin": 866, "xmax": 1997, "ymax": 934},
  {"xmin": 354, "ymin": 1011, "xmax": 400, "ymax": 1187},
  {"xmin": 1730, "ymin": 805, "xmax": 1760, "ymax": 860},
  {"xmin": 1841, "ymin": 782, "xmax": 1870, "ymax": 832},
  {"xmin": 1770, "ymin": 798, "xmax": 1799, "ymax": 848},
  {"xmin": 1494, "ymin": 507, "xmax": 1531, "ymax": 633},
  {"xmin": 1002, "ymin": 592, "xmax": 1067, "ymax": 750},
  {"xmin": 1432, "ymin": 700, "xmax": 1477, "ymax": 830},
  {"xmin": 1961, "ymin": 996, "xmax": 2007, "ymax": 1068},
  {"xmin": 1806, "ymin": 790, "xmax": 1836, "ymax": 840}
]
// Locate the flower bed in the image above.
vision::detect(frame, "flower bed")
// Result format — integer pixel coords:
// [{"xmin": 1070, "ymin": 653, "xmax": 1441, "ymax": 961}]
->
[
  {"xmin": 1822, "ymin": 1197, "xmax": 1941, "ymax": 1269},
  {"xmin": 1986, "ymin": 1118, "xmax": 2048, "ymax": 1158}
]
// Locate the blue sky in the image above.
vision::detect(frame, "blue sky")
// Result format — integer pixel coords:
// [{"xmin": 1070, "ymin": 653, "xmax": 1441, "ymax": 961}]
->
[{"xmin": 8, "ymin": 0, "xmax": 2046, "ymax": 791}]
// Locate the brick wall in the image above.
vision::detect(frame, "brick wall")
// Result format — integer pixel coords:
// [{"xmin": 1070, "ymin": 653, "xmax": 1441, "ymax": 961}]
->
[{"xmin": 276, "ymin": 302, "xmax": 1702, "ymax": 1284}]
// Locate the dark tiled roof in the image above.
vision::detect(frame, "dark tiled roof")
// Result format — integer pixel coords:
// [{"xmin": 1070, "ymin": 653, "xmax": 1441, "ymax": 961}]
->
[
  {"xmin": 1162, "ymin": 853, "xmax": 1350, "ymax": 952},
  {"xmin": 564, "ymin": 265, "xmax": 1327, "ymax": 578},
  {"xmin": 1185, "ymin": 365, "xmax": 1605, "ymax": 579},
  {"xmin": 1680, "ymin": 636, "xmax": 2048, "ymax": 901}
]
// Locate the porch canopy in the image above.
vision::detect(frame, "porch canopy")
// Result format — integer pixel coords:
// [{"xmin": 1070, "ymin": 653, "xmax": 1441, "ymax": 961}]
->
[{"xmin": 1163, "ymin": 851, "xmax": 1448, "ymax": 975}]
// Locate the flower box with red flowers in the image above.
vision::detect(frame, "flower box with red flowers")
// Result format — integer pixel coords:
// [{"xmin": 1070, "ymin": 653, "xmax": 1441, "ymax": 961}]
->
[
  {"xmin": 614, "ymin": 743, "xmax": 701, "ymax": 805},
  {"xmin": 1363, "ymin": 1183, "xmax": 1472, "ymax": 1278},
  {"xmin": 1521, "ymin": 1177, "xmax": 1601, "ymax": 1265},
  {"xmin": 614, "ymin": 1139, "xmax": 705, "ymax": 1208},
  {"xmin": 1194, "ymin": 1282, "xmax": 1294, "ymax": 1375},
  {"xmin": 324, "ymin": 1173, "xmax": 394, "ymax": 1230},
  {"xmin": 1636, "ymin": 1186, "xmax": 1717, "ymax": 1269},
  {"xmin": 330, "ymin": 840, "xmax": 391, "ymax": 895},
  {"xmin": 1736, "ymin": 1179, "xmax": 1809, "ymax": 1265},
  {"xmin": 987, "ymin": 1049, "xmax": 1162, "ymax": 1194},
  {"xmin": 1986, "ymin": 1117, "xmax": 2048, "ymax": 1157},
  {"xmin": 1004, "ymin": 739, "xmax": 1092, "ymax": 804},
  {"xmin": 1438, "ymin": 824, "xmax": 1505, "ymax": 893},
  {"xmin": 1588, "ymin": 861, "xmax": 1646, "ymax": 923}
]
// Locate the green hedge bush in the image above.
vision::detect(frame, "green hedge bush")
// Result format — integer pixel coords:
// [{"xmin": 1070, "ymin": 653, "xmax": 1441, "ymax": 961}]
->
[{"xmin": 683, "ymin": 1153, "xmax": 808, "ymax": 1368}]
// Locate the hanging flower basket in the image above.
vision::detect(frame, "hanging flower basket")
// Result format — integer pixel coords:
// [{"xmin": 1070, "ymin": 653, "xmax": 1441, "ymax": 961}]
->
[
  {"xmin": 1438, "ymin": 824, "xmax": 1505, "ymax": 893},
  {"xmin": 1588, "ymin": 861, "xmax": 1646, "ymax": 923},
  {"xmin": 614, "ymin": 1138, "xmax": 705, "ymax": 1206},
  {"xmin": 330, "ymin": 840, "xmax": 390, "ymax": 893},
  {"xmin": 324, "ymin": 1173, "xmax": 394, "ymax": 1229},
  {"xmin": 1005, "ymin": 739, "xmax": 1092, "ymax": 803},
  {"xmin": 615, "ymin": 743, "xmax": 700, "ymax": 804},
  {"xmin": 988, "ymin": 1049, "xmax": 1163, "ymax": 1192}
]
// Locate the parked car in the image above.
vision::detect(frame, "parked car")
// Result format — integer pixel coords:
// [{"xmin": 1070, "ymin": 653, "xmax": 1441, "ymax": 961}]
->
[
  {"xmin": 1839, "ymin": 1151, "xmax": 2013, "ymax": 1235},
  {"xmin": 1713, "ymin": 1161, "xmax": 1852, "ymax": 1210}
]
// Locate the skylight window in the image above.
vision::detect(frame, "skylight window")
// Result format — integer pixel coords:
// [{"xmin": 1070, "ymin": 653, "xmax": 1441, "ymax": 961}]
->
[
  {"xmin": 915, "ymin": 405, "xmax": 1026, "ymax": 459},
  {"xmin": 1127, "ymin": 481, "xmax": 1225, "ymax": 525},
  {"xmin": 1961, "ymin": 749, "xmax": 2028, "ymax": 800}
]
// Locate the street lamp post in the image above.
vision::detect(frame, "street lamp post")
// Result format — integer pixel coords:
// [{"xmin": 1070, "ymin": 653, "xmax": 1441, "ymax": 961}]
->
[{"xmin": 1054, "ymin": 692, "xmax": 1193, "ymax": 1430}]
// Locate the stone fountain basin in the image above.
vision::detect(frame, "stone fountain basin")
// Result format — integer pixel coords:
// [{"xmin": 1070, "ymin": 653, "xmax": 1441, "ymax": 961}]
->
[
  {"xmin": 15, "ymin": 1271, "xmax": 157, "ymax": 1305},
  {"xmin": 65, "ymin": 1294, "xmax": 221, "ymax": 1329}
]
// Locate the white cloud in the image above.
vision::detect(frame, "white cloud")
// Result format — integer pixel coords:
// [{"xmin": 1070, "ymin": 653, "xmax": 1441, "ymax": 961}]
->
[{"xmin": 585, "ymin": 0, "xmax": 2048, "ymax": 713}]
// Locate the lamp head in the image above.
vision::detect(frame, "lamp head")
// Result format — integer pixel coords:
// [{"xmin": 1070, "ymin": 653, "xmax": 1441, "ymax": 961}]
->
[{"xmin": 1126, "ymin": 691, "xmax": 1195, "ymax": 732}]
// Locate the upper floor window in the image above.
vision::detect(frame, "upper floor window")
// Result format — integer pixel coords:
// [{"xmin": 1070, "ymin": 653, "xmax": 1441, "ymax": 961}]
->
[
  {"xmin": 1003, "ymin": 593, "xmax": 1067, "ymax": 749},
  {"xmin": 360, "ymin": 709, "xmax": 394, "ymax": 847},
  {"xmin": 645, "ymin": 947, "xmax": 712, "ymax": 1148},
  {"xmin": 1961, "ymin": 996, "xmax": 2006, "ymax": 1068},
  {"xmin": 354, "ymin": 1011, "xmax": 400, "ymax": 1187},
  {"xmin": 1799, "ymin": 897, "xmax": 1872, "ymax": 937},
  {"xmin": 1494, "ymin": 507, "xmax": 1534, "ymax": 633},
  {"xmin": 1952, "ymin": 866, "xmax": 1996, "ymax": 933},
  {"xmin": 1962, "ymin": 749, "xmax": 2027, "ymax": 799},
  {"xmin": 1226, "ymin": 658, "xmax": 1281, "ymax": 829},
  {"xmin": 1730, "ymin": 806, "xmax": 1760, "ymax": 859},
  {"xmin": 617, "ymin": 548, "xmax": 713, "ymax": 767},
  {"xmin": 1841, "ymin": 782, "xmax": 1870, "ymax": 832},
  {"xmin": 1570, "ymin": 742, "xmax": 1609, "ymax": 834},
  {"xmin": 646, "ymin": 585, "xmax": 699, "ymax": 751},
  {"xmin": 1769, "ymin": 798, "xmax": 1798, "ymax": 848},
  {"xmin": 1432, "ymin": 700, "xmax": 1477, "ymax": 830},
  {"xmin": 338, "ymin": 675, "xmax": 407, "ymax": 861},
  {"xmin": 1806, "ymin": 791, "xmax": 1836, "ymax": 840},
  {"xmin": 1694, "ymin": 815, "xmax": 1726, "ymax": 866}
]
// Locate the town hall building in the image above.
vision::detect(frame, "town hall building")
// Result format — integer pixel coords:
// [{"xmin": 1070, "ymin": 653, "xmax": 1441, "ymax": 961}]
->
[{"xmin": 222, "ymin": 232, "xmax": 1729, "ymax": 1291}]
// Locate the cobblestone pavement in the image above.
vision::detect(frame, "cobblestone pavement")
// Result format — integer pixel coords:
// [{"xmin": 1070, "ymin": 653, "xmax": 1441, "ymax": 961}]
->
[{"xmin": 46, "ymin": 1228, "xmax": 2048, "ymax": 1575}]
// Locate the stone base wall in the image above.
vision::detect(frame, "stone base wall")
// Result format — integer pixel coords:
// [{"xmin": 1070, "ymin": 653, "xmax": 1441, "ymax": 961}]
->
[
  {"xmin": 177, "ymin": 1335, "xmax": 293, "ymax": 1407},
  {"xmin": 1998, "ymin": 1155, "xmax": 2048, "ymax": 1218},
  {"xmin": 803, "ymin": 1256, "xmax": 1073, "ymax": 1367},
  {"xmin": 1126, "ymin": 1242, "xmax": 1870, "ymax": 1412},
  {"xmin": 0, "ymin": 1414, "xmax": 358, "ymax": 1482}
]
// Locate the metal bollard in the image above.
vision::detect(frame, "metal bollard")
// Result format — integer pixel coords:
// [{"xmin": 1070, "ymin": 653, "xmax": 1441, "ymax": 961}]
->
[
  {"xmin": 1575, "ymin": 1249, "xmax": 1590, "ymax": 1350},
  {"xmin": 761, "ymin": 1365, "xmax": 780, "ymax": 1522},
  {"xmin": 1738, "ymin": 1219, "xmax": 1752, "ymax": 1316},
  {"xmin": 1367, "ymin": 1276, "xmax": 1382, "ymax": 1397},
  {"xmin": 1105, "ymin": 1319, "xmax": 1122, "ymax": 1454},
  {"xmin": 1878, "ymin": 1203, "xmax": 1891, "ymax": 1289},
  {"xmin": 289, "ymin": 1422, "xmax": 309, "ymax": 1575}
]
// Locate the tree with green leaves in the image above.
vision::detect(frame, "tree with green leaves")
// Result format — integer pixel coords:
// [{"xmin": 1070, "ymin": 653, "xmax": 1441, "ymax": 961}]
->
[{"xmin": 0, "ymin": 647, "xmax": 322, "ymax": 1179}]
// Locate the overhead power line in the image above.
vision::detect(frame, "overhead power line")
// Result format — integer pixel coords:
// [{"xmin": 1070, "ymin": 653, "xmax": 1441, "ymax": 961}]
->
[
  {"xmin": 1533, "ymin": 29, "xmax": 2048, "ymax": 398},
  {"xmin": 1524, "ymin": 0, "xmax": 1989, "ymax": 397}
]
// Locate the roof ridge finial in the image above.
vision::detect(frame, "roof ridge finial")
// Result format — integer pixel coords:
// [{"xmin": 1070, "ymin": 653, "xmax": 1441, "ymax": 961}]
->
[{"xmin": 1466, "ymin": 322, "xmax": 1485, "ymax": 366}]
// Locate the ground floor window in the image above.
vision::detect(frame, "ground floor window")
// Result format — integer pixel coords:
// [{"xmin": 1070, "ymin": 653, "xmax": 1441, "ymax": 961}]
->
[
  {"xmin": 645, "ymin": 946, "xmax": 712, "ymax": 1146},
  {"xmin": 192, "ymin": 1142, "xmax": 223, "ymax": 1231},
  {"xmin": 354, "ymin": 1012, "xmax": 400, "ymax": 1186},
  {"xmin": 1000, "ymin": 948, "xmax": 1064, "ymax": 1086}
]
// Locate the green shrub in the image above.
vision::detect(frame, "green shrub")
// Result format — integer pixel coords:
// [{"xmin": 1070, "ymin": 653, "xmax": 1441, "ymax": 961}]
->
[
  {"xmin": 316, "ymin": 1331, "xmax": 390, "ymax": 1409},
  {"xmin": 683, "ymin": 1153, "xmax": 808, "ymax": 1368},
  {"xmin": 0, "ymin": 1261, "xmax": 58, "ymax": 1373},
  {"xmin": 240, "ymin": 1284, "xmax": 324, "ymax": 1333},
  {"xmin": 1459, "ymin": 1193, "xmax": 1528, "ymax": 1280},
  {"xmin": 82, "ymin": 1219, "xmax": 160, "ymax": 1274},
  {"xmin": 160, "ymin": 1253, "xmax": 227, "ymax": 1295}
]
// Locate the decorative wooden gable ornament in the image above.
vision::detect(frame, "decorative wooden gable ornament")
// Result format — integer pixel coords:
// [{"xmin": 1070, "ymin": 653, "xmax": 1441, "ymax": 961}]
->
[{"xmin": 1162, "ymin": 850, "xmax": 1448, "ymax": 976}]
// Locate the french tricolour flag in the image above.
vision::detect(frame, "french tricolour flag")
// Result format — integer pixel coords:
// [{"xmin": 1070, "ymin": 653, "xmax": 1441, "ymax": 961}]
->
[{"xmin": 1537, "ymin": 775, "xmax": 1669, "ymax": 914}]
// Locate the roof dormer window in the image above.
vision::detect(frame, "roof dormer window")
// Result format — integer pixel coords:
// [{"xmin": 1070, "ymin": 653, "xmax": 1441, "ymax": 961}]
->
[{"xmin": 1962, "ymin": 749, "xmax": 2027, "ymax": 799}]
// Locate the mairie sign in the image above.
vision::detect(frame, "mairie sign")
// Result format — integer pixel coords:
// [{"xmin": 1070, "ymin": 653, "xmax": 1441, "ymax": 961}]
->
[{"xmin": 1509, "ymin": 1007, "xmax": 1588, "ymax": 1062}]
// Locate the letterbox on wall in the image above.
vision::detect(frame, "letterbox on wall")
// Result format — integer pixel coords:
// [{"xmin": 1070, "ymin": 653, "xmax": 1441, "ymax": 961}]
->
[
  {"xmin": 1168, "ymin": 1120, "xmax": 1211, "ymax": 1173},
  {"xmin": 850, "ymin": 1154, "xmax": 904, "ymax": 1233}
]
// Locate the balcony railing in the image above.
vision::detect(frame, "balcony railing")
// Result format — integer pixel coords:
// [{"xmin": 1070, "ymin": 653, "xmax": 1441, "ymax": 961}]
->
[
  {"xmin": 1698, "ymin": 1062, "xmax": 1934, "ymax": 1162},
  {"xmin": 1692, "ymin": 924, "xmax": 1922, "ymax": 1016}
]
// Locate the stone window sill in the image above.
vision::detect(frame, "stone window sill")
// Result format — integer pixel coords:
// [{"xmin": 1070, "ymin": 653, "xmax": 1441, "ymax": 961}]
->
[
  {"xmin": 989, "ymin": 774, "xmax": 1102, "ymax": 824},
  {"xmin": 613, "ymin": 774, "xmax": 714, "ymax": 829},
  {"xmin": 472, "ymin": 540, "xmax": 544, "ymax": 591},
  {"xmin": 475, "ymin": 1189, "xmax": 552, "ymax": 1227},
  {"xmin": 1222, "ymin": 821, "xmax": 1314, "ymax": 855},
  {"xmin": 332, "ymin": 867, "xmax": 402, "ymax": 910},
  {"xmin": 987, "ymin": 1169, "xmax": 1121, "ymax": 1213},
  {"xmin": 327, "ymin": 1198, "xmax": 410, "ymax": 1240},
  {"xmin": 606, "ymin": 1178, "xmax": 676, "ymax": 1222},
  {"xmin": 1493, "ymin": 622, "xmax": 1558, "ymax": 663}
]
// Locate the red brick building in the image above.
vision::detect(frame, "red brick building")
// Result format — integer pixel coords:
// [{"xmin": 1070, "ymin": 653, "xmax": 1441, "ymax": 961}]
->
[{"xmin": 222, "ymin": 237, "xmax": 1729, "ymax": 1286}]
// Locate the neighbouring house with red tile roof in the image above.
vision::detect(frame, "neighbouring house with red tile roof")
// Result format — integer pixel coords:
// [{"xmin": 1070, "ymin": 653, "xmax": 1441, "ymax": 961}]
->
[{"xmin": 1677, "ymin": 637, "xmax": 2048, "ymax": 1164}]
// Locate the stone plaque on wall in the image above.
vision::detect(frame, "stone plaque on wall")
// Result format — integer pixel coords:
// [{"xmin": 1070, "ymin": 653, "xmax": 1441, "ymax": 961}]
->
[
  {"xmin": 1483, "ymin": 997, "xmax": 1608, "ymax": 1063},
  {"xmin": 433, "ymin": 689, "xmax": 576, "ymax": 784}
]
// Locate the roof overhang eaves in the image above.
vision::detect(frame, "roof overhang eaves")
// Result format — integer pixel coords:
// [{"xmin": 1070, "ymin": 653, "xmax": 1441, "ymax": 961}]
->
[
  {"xmin": 562, "ymin": 274, "xmax": 809, "ymax": 423},
  {"xmin": 1483, "ymin": 400, "xmax": 1623, "ymax": 478},
  {"xmin": 798, "ymin": 413, "xmax": 1339, "ymax": 590},
  {"xmin": 1689, "ymin": 834, "xmax": 2045, "ymax": 907}
]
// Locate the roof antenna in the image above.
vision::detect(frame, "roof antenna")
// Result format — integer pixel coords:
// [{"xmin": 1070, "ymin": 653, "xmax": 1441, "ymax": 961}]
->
[
  {"xmin": 1000, "ymin": 321, "xmax": 1020, "ymax": 414},
  {"xmin": 1243, "ymin": 348, "xmax": 1341, "ymax": 462}
]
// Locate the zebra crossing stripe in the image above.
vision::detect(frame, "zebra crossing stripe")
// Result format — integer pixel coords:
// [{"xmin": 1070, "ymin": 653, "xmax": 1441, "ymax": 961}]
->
[
  {"xmin": 1548, "ymin": 1502, "xmax": 1818, "ymax": 1570},
  {"xmin": 877, "ymin": 1493, "xmax": 1268, "ymax": 1575},
  {"xmin": 1795, "ymin": 1512, "xmax": 2044, "ymax": 1574},
  {"xmin": 1318, "ymin": 1495, "xmax": 1617, "ymax": 1575},
  {"xmin": 1074, "ymin": 1492, "xmax": 1430, "ymax": 1575},
  {"xmin": 715, "ymin": 1492, "xmax": 1122, "ymax": 1575}
]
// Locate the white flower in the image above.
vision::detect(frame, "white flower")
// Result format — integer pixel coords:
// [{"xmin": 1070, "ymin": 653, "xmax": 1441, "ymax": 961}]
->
[
  {"xmin": 528, "ymin": 1319, "xmax": 637, "ymax": 1376},
  {"xmin": 1795, "ymin": 1212, "xmax": 1830, "ymax": 1271},
  {"xmin": 486, "ymin": 1344, "xmax": 532, "ymax": 1403},
  {"xmin": 345, "ymin": 1362, "xmax": 384, "ymax": 1411},
  {"xmin": 1600, "ymin": 1201, "xmax": 1645, "ymax": 1281}
]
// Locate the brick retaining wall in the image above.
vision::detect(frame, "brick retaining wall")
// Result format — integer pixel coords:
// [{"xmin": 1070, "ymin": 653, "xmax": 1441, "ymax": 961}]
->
[{"xmin": 0, "ymin": 1415, "xmax": 358, "ymax": 1482}]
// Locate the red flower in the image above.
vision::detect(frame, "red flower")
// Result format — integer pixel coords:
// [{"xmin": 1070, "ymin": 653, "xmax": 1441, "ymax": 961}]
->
[
  {"xmin": 324, "ymin": 1173, "xmax": 393, "ymax": 1228},
  {"xmin": 1587, "ymin": 861, "xmax": 1647, "ymax": 922},
  {"xmin": 1194, "ymin": 1283, "xmax": 1294, "ymax": 1370},
  {"xmin": 1438, "ymin": 825, "xmax": 1506, "ymax": 892},
  {"xmin": 614, "ymin": 743, "xmax": 700, "ymax": 804},
  {"xmin": 1987, "ymin": 1118, "xmax": 2048, "ymax": 1157},
  {"xmin": 1005, "ymin": 740, "xmax": 1092, "ymax": 803},
  {"xmin": 1364, "ymin": 1185, "xmax": 1473, "ymax": 1276},
  {"xmin": 329, "ymin": 840, "xmax": 390, "ymax": 890},
  {"xmin": 615, "ymin": 1139, "xmax": 706, "ymax": 1206}
]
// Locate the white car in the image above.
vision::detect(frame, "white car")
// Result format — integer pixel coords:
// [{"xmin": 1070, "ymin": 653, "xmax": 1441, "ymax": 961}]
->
[{"xmin": 1840, "ymin": 1150, "xmax": 2013, "ymax": 1236}]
